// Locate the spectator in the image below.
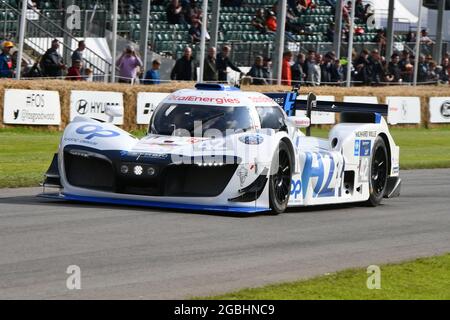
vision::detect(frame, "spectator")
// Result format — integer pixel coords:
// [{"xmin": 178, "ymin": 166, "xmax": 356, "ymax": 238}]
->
[
  {"xmin": 266, "ymin": 10, "xmax": 277, "ymax": 33},
  {"xmin": 166, "ymin": 0, "xmax": 186, "ymax": 25},
  {"xmin": 281, "ymin": 51, "xmax": 293, "ymax": 86},
  {"xmin": 291, "ymin": 53, "xmax": 305, "ymax": 85},
  {"xmin": 386, "ymin": 53, "xmax": 402, "ymax": 83},
  {"xmin": 115, "ymin": 44, "xmax": 143, "ymax": 83},
  {"xmin": 326, "ymin": 23, "xmax": 335, "ymax": 42},
  {"xmin": 247, "ymin": 55, "xmax": 267, "ymax": 85},
  {"xmin": 420, "ymin": 29, "xmax": 434, "ymax": 45},
  {"xmin": 171, "ymin": 46, "xmax": 197, "ymax": 81},
  {"xmin": 320, "ymin": 52, "xmax": 334, "ymax": 84},
  {"xmin": 427, "ymin": 61, "xmax": 440, "ymax": 83},
  {"xmin": 71, "ymin": 40, "xmax": 86, "ymax": 65},
  {"xmin": 298, "ymin": 0, "xmax": 316, "ymax": 11},
  {"xmin": 331, "ymin": 58, "xmax": 344, "ymax": 83},
  {"xmin": 66, "ymin": 60, "xmax": 83, "ymax": 81},
  {"xmin": 355, "ymin": 0, "xmax": 365, "ymax": 20},
  {"xmin": 305, "ymin": 50, "xmax": 320, "ymax": 86},
  {"xmin": 251, "ymin": 8, "xmax": 267, "ymax": 33},
  {"xmin": 417, "ymin": 55, "xmax": 429, "ymax": 83},
  {"xmin": 343, "ymin": 1, "xmax": 351, "ymax": 24},
  {"xmin": 203, "ymin": 47, "xmax": 218, "ymax": 82},
  {"xmin": 143, "ymin": 59, "xmax": 161, "ymax": 85},
  {"xmin": 354, "ymin": 49, "xmax": 371, "ymax": 85},
  {"xmin": 406, "ymin": 31, "xmax": 416, "ymax": 43},
  {"xmin": 84, "ymin": 68, "xmax": 93, "ymax": 82},
  {"xmin": 368, "ymin": 49, "xmax": 384, "ymax": 85},
  {"xmin": 398, "ymin": 50, "xmax": 411, "ymax": 82},
  {"xmin": 40, "ymin": 39, "xmax": 65, "ymax": 77},
  {"xmin": 0, "ymin": 41, "xmax": 15, "ymax": 78},
  {"xmin": 188, "ymin": 20, "xmax": 202, "ymax": 43},
  {"xmin": 184, "ymin": 0, "xmax": 201, "ymax": 24},
  {"xmin": 374, "ymin": 29, "xmax": 386, "ymax": 54},
  {"xmin": 216, "ymin": 45, "xmax": 242, "ymax": 82},
  {"xmin": 262, "ymin": 57, "xmax": 272, "ymax": 84},
  {"xmin": 439, "ymin": 57, "xmax": 449, "ymax": 83}
]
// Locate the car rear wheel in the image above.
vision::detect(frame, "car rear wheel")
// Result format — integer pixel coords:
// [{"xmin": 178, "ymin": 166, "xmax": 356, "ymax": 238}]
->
[
  {"xmin": 268, "ymin": 141, "xmax": 293, "ymax": 214},
  {"xmin": 366, "ymin": 136, "xmax": 388, "ymax": 206}
]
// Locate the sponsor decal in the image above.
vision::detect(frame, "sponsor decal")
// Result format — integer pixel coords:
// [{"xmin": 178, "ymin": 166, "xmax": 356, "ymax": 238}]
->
[
  {"xmin": 236, "ymin": 166, "xmax": 248, "ymax": 186},
  {"xmin": 3, "ymin": 89, "xmax": 61, "ymax": 125},
  {"xmin": 75, "ymin": 124, "xmax": 120, "ymax": 140},
  {"xmin": 358, "ymin": 157, "xmax": 370, "ymax": 182},
  {"xmin": 70, "ymin": 91, "xmax": 124, "ymax": 125},
  {"xmin": 441, "ymin": 101, "xmax": 450, "ymax": 118},
  {"xmin": 238, "ymin": 134, "xmax": 264, "ymax": 145},
  {"xmin": 290, "ymin": 179, "xmax": 302, "ymax": 199},
  {"xmin": 386, "ymin": 97, "xmax": 421, "ymax": 124},
  {"xmin": 355, "ymin": 131, "xmax": 377, "ymax": 138},
  {"xmin": 429, "ymin": 97, "xmax": 450, "ymax": 123},
  {"xmin": 120, "ymin": 150, "xmax": 169, "ymax": 160},
  {"xmin": 359, "ymin": 140, "xmax": 372, "ymax": 157},
  {"xmin": 167, "ymin": 94, "xmax": 240, "ymax": 105},
  {"xmin": 354, "ymin": 139, "xmax": 360, "ymax": 156},
  {"xmin": 301, "ymin": 151, "xmax": 337, "ymax": 198},
  {"xmin": 136, "ymin": 92, "xmax": 170, "ymax": 124}
]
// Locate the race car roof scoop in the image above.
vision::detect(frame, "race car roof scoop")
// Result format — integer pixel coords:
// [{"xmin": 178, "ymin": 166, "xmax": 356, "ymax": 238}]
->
[{"xmin": 195, "ymin": 83, "xmax": 240, "ymax": 91}]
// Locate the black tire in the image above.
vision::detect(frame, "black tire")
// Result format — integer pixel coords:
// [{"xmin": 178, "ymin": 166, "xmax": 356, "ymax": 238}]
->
[
  {"xmin": 268, "ymin": 141, "xmax": 293, "ymax": 214},
  {"xmin": 366, "ymin": 136, "xmax": 388, "ymax": 206}
]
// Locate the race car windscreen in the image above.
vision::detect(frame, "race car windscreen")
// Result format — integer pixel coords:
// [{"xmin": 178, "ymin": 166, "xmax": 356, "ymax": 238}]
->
[{"xmin": 150, "ymin": 104, "xmax": 254, "ymax": 135}]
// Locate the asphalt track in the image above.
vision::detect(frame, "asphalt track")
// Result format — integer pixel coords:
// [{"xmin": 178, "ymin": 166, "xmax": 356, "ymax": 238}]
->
[{"xmin": 0, "ymin": 168, "xmax": 449, "ymax": 299}]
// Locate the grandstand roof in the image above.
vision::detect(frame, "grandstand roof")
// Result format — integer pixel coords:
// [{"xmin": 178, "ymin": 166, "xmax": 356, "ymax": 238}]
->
[{"xmin": 373, "ymin": 0, "xmax": 419, "ymax": 23}]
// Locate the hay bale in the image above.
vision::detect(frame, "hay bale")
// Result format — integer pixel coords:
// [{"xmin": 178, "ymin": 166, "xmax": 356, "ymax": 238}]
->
[{"xmin": 1, "ymin": 79, "xmax": 449, "ymax": 130}]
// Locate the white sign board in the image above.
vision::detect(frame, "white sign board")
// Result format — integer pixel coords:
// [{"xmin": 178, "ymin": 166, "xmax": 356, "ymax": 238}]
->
[
  {"xmin": 386, "ymin": 97, "xmax": 421, "ymax": 124},
  {"xmin": 3, "ymin": 89, "xmax": 61, "ymax": 125},
  {"xmin": 343, "ymin": 96, "xmax": 379, "ymax": 104},
  {"xmin": 70, "ymin": 91, "xmax": 124, "ymax": 125},
  {"xmin": 136, "ymin": 92, "xmax": 170, "ymax": 124},
  {"xmin": 429, "ymin": 97, "xmax": 450, "ymax": 123},
  {"xmin": 296, "ymin": 95, "xmax": 336, "ymax": 124}
]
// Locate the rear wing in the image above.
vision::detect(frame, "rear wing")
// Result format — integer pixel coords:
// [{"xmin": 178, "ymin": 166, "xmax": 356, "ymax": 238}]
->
[
  {"xmin": 264, "ymin": 92, "xmax": 388, "ymax": 116},
  {"xmin": 264, "ymin": 91, "xmax": 388, "ymax": 136}
]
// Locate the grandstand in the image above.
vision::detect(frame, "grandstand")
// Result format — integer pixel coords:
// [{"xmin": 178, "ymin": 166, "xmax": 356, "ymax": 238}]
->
[
  {"xmin": 0, "ymin": 0, "xmax": 410, "ymax": 67},
  {"xmin": 1, "ymin": 0, "xmax": 446, "ymax": 87}
]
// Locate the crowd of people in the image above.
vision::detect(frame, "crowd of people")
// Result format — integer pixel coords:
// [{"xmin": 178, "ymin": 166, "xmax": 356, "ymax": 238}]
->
[
  {"xmin": 242, "ymin": 48, "xmax": 450, "ymax": 86},
  {"xmin": 0, "ymin": 39, "xmax": 94, "ymax": 81}
]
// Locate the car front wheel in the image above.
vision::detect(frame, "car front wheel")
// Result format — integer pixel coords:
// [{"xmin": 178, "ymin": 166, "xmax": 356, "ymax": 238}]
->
[{"xmin": 268, "ymin": 141, "xmax": 293, "ymax": 214}]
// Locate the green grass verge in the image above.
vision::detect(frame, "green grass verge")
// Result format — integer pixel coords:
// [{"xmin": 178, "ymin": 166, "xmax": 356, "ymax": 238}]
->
[
  {"xmin": 201, "ymin": 253, "xmax": 450, "ymax": 300},
  {"xmin": 1, "ymin": 126, "xmax": 450, "ymax": 188}
]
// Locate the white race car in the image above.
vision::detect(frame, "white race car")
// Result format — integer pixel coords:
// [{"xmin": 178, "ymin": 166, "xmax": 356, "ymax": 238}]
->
[{"xmin": 41, "ymin": 83, "xmax": 401, "ymax": 214}]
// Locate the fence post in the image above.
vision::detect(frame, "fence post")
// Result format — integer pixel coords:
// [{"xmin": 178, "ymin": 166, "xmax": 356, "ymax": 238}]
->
[{"xmin": 15, "ymin": 0, "xmax": 28, "ymax": 80}]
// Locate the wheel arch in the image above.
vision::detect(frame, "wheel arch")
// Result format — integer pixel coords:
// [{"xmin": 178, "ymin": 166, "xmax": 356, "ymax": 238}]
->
[{"xmin": 280, "ymin": 137, "xmax": 295, "ymax": 168}]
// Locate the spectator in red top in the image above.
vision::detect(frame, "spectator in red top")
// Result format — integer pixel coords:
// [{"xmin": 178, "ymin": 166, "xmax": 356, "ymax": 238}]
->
[
  {"xmin": 66, "ymin": 60, "xmax": 82, "ymax": 81},
  {"xmin": 282, "ymin": 51, "xmax": 293, "ymax": 86},
  {"xmin": 266, "ymin": 11, "xmax": 277, "ymax": 32}
]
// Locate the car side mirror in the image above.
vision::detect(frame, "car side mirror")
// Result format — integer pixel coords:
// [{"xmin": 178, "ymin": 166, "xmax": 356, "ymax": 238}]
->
[
  {"xmin": 286, "ymin": 116, "xmax": 310, "ymax": 128},
  {"xmin": 105, "ymin": 105, "xmax": 123, "ymax": 123}
]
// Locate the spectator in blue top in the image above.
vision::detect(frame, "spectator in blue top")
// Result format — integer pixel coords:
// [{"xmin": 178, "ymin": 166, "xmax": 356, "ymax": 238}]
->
[
  {"xmin": 143, "ymin": 59, "xmax": 161, "ymax": 85},
  {"xmin": 0, "ymin": 41, "xmax": 15, "ymax": 78}
]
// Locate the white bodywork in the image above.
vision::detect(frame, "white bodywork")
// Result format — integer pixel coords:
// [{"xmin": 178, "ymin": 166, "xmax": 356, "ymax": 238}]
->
[{"xmin": 53, "ymin": 87, "xmax": 400, "ymax": 213}]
